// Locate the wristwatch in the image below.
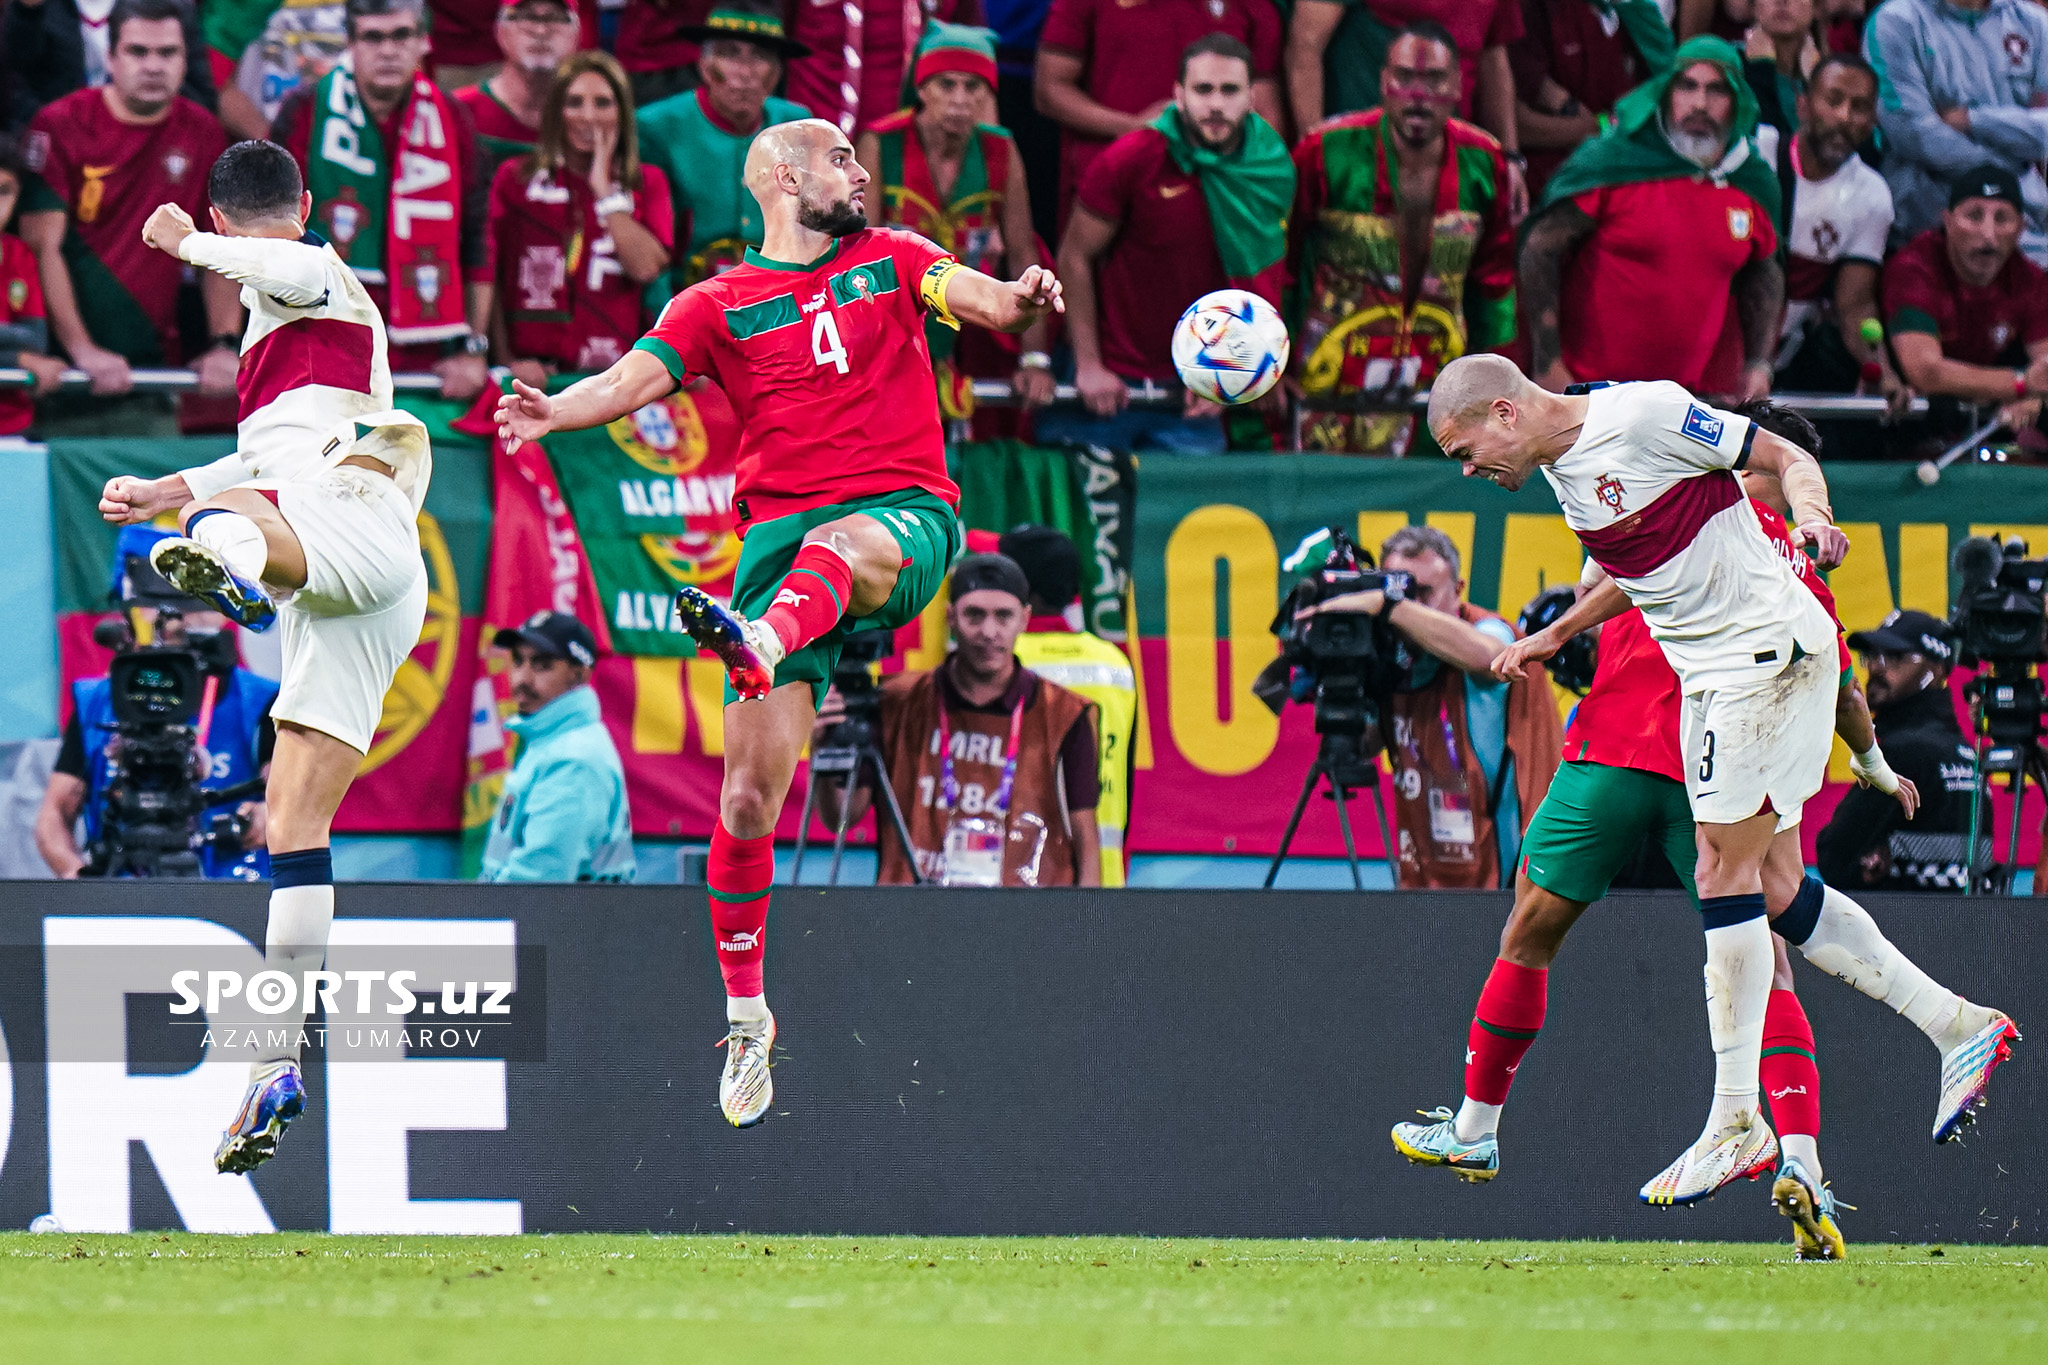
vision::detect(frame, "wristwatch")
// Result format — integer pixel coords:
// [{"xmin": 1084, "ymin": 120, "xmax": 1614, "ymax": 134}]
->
[
  {"xmin": 209, "ymin": 331, "xmax": 240, "ymax": 352},
  {"xmin": 592, "ymin": 191, "xmax": 634, "ymax": 220},
  {"xmin": 1018, "ymin": 351, "xmax": 1052, "ymax": 371},
  {"xmin": 461, "ymin": 331, "xmax": 490, "ymax": 357}
]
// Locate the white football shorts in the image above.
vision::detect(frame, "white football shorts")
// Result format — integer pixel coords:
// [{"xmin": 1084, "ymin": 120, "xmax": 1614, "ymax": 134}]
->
[
  {"xmin": 1681, "ymin": 648, "xmax": 1837, "ymax": 831},
  {"xmin": 268, "ymin": 465, "xmax": 427, "ymax": 754}
]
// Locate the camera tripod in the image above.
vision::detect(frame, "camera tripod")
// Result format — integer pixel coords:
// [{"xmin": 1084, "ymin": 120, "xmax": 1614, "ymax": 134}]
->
[
  {"xmin": 1264, "ymin": 679, "xmax": 1397, "ymax": 891},
  {"xmin": 791, "ymin": 717, "xmax": 924, "ymax": 886},
  {"xmin": 1962, "ymin": 664, "xmax": 2045, "ymax": 896}
]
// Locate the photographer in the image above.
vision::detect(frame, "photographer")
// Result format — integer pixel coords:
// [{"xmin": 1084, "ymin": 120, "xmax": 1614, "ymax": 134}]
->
[
  {"xmin": 1816, "ymin": 611, "xmax": 1979, "ymax": 891},
  {"xmin": 1302, "ymin": 525, "xmax": 1561, "ymax": 888},
  {"xmin": 811, "ymin": 554, "xmax": 1103, "ymax": 887},
  {"xmin": 36, "ymin": 530, "xmax": 275, "ymax": 879}
]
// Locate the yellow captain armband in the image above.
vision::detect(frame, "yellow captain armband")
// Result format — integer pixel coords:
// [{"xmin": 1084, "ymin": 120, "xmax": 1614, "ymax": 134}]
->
[{"xmin": 920, "ymin": 258, "xmax": 965, "ymax": 331}]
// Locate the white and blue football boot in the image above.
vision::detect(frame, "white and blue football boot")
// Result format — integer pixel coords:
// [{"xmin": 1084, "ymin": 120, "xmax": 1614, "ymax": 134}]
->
[
  {"xmin": 150, "ymin": 537, "xmax": 276, "ymax": 632},
  {"xmin": 717, "ymin": 1013, "xmax": 776, "ymax": 1128},
  {"xmin": 1772, "ymin": 1154, "xmax": 1850, "ymax": 1261},
  {"xmin": 1933, "ymin": 1013, "xmax": 2020, "ymax": 1143},
  {"xmin": 1390, "ymin": 1106, "xmax": 1500, "ymax": 1182},
  {"xmin": 214, "ymin": 1059, "xmax": 305, "ymax": 1173}
]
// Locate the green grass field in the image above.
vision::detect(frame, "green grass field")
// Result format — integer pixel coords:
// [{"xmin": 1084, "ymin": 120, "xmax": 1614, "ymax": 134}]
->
[{"xmin": 1, "ymin": 1234, "xmax": 2039, "ymax": 1363}]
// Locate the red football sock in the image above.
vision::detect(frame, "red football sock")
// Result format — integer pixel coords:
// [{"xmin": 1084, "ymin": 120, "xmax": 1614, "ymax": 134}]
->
[
  {"xmin": 758, "ymin": 542, "xmax": 854, "ymax": 656},
  {"xmin": 1761, "ymin": 988, "xmax": 1821, "ymax": 1139},
  {"xmin": 707, "ymin": 821, "xmax": 774, "ymax": 998},
  {"xmin": 1464, "ymin": 959, "xmax": 1547, "ymax": 1106}
]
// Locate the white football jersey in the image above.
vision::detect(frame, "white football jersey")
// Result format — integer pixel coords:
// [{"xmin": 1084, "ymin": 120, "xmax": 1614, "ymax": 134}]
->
[
  {"xmin": 174, "ymin": 231, "xmax": 432, "ymax": 511},
  {"xmin": 1544, "ymin": 381, "xmax": 1835, "ymax": 694}
]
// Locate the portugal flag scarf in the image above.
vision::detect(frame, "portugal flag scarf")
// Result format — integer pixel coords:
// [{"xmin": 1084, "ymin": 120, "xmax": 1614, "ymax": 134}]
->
[
  {"xmin": 1148, "ymin": 106, "xmax": 1294, "ymax": 285},
  {"xmin": 1530, "ymin": 34, "xmax": 1781, "ymax": 241},
  {"xmin": 306, "ymin": 56, "xmax": 468, "ymax": 344}
]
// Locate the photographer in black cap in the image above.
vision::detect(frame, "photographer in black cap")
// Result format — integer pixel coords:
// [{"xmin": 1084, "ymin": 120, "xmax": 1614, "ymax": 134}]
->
[{"xmin": 1816, "ymin": 610, "xmax": 1980, "ymax": 892}]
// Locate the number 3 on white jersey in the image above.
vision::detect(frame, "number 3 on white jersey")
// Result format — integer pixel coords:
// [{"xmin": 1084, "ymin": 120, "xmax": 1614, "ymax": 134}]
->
[{"xmin": 811, "ymin": 310, "xmax": 849, "ymax": 374}]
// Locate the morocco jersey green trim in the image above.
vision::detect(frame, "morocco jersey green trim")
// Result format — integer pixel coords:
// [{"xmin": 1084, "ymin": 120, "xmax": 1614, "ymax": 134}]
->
[{"xmin": 744, "ymin": 241, "xmax": 843, "ymax": 273}]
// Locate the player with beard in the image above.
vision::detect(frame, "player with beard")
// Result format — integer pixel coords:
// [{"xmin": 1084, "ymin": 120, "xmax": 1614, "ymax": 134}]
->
[{"xmin": 494, "ymin": 117, "xmax": 1063, "ymax": 1128}]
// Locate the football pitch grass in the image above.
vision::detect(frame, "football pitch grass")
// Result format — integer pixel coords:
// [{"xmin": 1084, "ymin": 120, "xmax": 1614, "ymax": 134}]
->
[{"xmin": 1, "ymin": 1234, "xmax": 2041, "ymax": 1363}]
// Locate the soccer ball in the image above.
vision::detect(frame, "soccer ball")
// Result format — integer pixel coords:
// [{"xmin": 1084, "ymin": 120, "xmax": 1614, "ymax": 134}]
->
[{"xmin": 1171, "ymin": 289, "xmax": 1291, "ymax": 405}]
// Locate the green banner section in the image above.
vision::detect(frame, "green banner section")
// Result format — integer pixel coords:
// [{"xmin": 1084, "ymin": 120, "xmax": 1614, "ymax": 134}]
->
[
  {"xmin": 1131, "ymin": 458, "xmax": 2033, "ymax": 639},
  {"xmin": 51, "ymin": 403, "xmax": 492, "ymax": 618},
  {"xmin": 950, "ymin": 440, "xmax": 1137, "ymax": 640},
  {"xmin": 543, "ymin": 396, "xmax": 740, "ymax": 658}
]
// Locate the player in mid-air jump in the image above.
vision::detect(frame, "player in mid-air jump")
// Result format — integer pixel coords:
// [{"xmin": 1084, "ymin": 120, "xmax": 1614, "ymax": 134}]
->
[
  {"xmin": 96, "ymin": 140, "xmax": 433, "ymax": 1173},
  {"xmin": 495, "ymin": 118, "xmax": 1063, "ymax": 1127},
  {"xmin": 1392, "ymin": 399, "xmax": 1923, "ymax": 1259},
  {"xmin": 1423, "ymin": 355, "xmax": 2017, "ymax": 1213}
]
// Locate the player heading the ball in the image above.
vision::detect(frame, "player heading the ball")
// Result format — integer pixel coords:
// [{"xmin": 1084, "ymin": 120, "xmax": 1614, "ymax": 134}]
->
[{"xmin": 495, "ymin": 118, "xmax": 1062, "ymax": 1129}]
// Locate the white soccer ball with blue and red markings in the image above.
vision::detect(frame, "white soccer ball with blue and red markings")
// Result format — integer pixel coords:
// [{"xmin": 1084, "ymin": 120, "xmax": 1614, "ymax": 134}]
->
[{"xmin": 1171, "ymin": 289, "xmax": 1290, "ymax": 405}]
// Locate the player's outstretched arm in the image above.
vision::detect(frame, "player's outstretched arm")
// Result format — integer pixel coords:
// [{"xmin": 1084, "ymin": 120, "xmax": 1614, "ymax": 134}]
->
[
  {"xmin": 1836, "ymin": 677, "xmax": 1921, "ymax": 817},
  {"xmin": 1743, "ymin": 428, "xmax": 1848, "ymax": 568},
  {"xmin": 142, "ymin": 202, "xmax": 328, "ymax": 307},
  {"xmin": 939, "ymin": 262, "xmax": 1065, "ymax": 334},
  {"xmin": 99, "ymin": 473, "xmax": 194, "ymax": 525},
  {"xmin": 1492, "ymin": 574, "xmax": 1630, "ymax": 681},
  {"xmin": 495, "ymin": 349, "xmax": 676, "ymax": 454}
]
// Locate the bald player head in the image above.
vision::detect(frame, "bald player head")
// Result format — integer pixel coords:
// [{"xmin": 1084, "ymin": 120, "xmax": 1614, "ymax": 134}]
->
[
  {"xmin": 744, "ymin": 117, "xmax": 870, "ymax": 238},
  {"xmin": 1427, "ymin": 354, "xmax": 1565, "ymax": 492}
]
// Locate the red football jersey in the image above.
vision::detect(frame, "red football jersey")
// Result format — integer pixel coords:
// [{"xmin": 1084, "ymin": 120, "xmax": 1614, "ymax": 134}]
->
[
  {"xmin": 634, "ymin": 226, "xmax": 962, "ymax": 532},
  {"xmin": 1563, "ymin": 496, "xmax": 1849, "ymax": 782},
  {"xmin": 0, "ymin": 234, "xmax": 45, "ymax": 435}
]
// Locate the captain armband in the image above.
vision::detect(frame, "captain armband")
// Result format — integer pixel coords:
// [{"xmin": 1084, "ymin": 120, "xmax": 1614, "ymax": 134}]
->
[{"xmin": 920, "ymin": 258, "xmax": 965, "ymax": 331}]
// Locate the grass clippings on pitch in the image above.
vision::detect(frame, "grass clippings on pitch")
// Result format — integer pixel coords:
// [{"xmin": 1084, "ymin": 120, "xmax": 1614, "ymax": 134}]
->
[{"xmin": 0, "ymin": 1234, "xmax": 2039, "ymax": 1363}]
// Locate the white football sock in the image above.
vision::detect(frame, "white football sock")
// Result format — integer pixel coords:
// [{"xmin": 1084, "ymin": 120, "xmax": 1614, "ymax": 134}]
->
[
  {"xmin": 252, "ymin": 882, "xmax": 333, "ymax": 1071},
  {"xmin": 1454, "ymin": 1098, "xmax": 1502, "ymax": 1142},
  {"xmin": 1700, "ymin": 916, "xmax": 1773, "ymax": 1147},
  {"xmin": 188, "ymin": 510, "xmax": 269, "ymax": 583},
  {"xmin": 1796, "ymin": 886, "xmax": 1993, "ymax": 1054},
  {"xmin": 1779, "ymin": 1134, "xmax": 1823, "ymax": 1188},
  {"xmin": 727, "ymin": 993, "xmax": 770, "ymax": 1036}
]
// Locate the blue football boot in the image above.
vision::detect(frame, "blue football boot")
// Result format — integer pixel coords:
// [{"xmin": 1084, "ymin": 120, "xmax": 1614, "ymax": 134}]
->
[
  {"xmin": 1391, "ymin": 1106, "xmax": 1501, "ymax": 1182},
  {"xmin": 214, "ymin": 1059, "xmax": 305, "ymax": 1174},
  {"xmin": 150, "ymin": 537, "xmax": 277, "ymax": 632}
]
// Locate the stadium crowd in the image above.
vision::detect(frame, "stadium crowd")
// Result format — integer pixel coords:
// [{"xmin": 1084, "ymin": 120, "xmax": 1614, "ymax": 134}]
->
[
  {"xmin": 7, "ymin": 0, "xmax": 2048, "ymax": 455},
  {"xmin": 0, "ymin": 0, "xmax": 2029, "ymax": 890}
]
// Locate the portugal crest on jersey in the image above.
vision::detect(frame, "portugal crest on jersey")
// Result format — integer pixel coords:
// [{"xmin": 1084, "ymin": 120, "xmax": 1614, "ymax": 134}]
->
[{"xmin": 1596, "ymin": 473, "xmax": 1626, "ymax": 513}]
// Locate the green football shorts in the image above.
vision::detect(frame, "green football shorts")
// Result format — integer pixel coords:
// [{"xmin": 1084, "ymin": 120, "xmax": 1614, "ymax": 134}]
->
[
  {"xmin": 725, "ymin": 487, "xmax": 964, "ymax": 705},
  {"xmin": 1517, "ymin": 760, "xmax": 1699, "ymax": 906}
]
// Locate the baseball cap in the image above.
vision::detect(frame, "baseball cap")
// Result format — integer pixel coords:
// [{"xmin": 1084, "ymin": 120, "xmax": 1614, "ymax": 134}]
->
[
  {"xmin": 493, "ymin": 610, "xmax": 599, "ymax": 667},
  {"xmin": 1846, "ymin": 609, "xmax": 1956, "ymax": 665},
  {"xmin": 1949, "ymin": 163, "xmax": 2024, "ymax": 214},
  {"xmin": 948, "ymin": 553, "xmax": 1031, "ymax": 605}
]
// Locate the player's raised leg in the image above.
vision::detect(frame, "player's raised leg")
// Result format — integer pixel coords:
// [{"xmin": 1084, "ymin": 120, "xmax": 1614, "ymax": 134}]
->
[
  {"xmin": 1770, "ymin": 867, "xmax": 2018, "ymax": 1143},
  {"xmin": 676, "ymin": 512, "xmax": 905, "ymax": 701},
  {"xmin": 215, "ymin": 720, "xmax": 361, "ymax": 1172},
  {"xmin": 151, "ymin": 488, "xmax": 313, "ymax": 631}
]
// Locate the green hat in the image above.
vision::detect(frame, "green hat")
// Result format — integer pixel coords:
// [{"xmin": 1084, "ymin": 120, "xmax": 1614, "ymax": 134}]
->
[
  {"xmin": 679, "ymin": 4, "xmax": 811, "ymax": 59},
  {"xmin": 901, "ymin": 21, "xmax": 999, "ymax": 106},
  {"xmin": 1610, "ymin": 34, "xmax": 1759, "ymax": 146}
]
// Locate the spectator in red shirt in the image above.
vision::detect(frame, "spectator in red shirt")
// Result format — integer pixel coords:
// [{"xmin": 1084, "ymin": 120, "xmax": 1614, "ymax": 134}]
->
[
  {"xmin": 1048, "ymin": 34, "xmax": 1293, "ymax": 455},
  {"xmin": 272, "ymin": 0, "xmax": 493, "ymax": 397},
  {"xmin": 2, "ymin": 0, "xmax": 217, "ymax": 130},
  {"xmin": 1884, "ymin": 165, "xmax": 2048, "ymax": 435},
  {"xmin": 487, "ymin": 50, "xmax": 672, "ymax": 382},
  {"xmin": 0, "ymin": 134, "xmax": 66, "ymax": 433},
  {"xmin": 454, "ymin": 0, "xmax": 584, "ymax": 177},
  {"xmin": 1519, "ymin": 34, "xmax": 1783, "ymax": 402},
  {"xmin": 1033, "ymin": 0, "xmax": 1282, "ymax": 229},
  {"xmin": 1509, "ymin": 0, "xmax": 1676, "ymax": 199},
  {"xmin": 17, "ymin": 0, "xmax": 238, "ymax": 398},
  {"xmin": 1286, "ymin": 1, "xmax": 1525, "ymax": 210}
]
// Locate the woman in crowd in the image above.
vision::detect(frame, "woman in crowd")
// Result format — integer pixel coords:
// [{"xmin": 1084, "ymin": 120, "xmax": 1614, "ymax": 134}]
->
[{"xmin": 487, "ymin": 50, "xmax": 674, "ymax": 384}]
